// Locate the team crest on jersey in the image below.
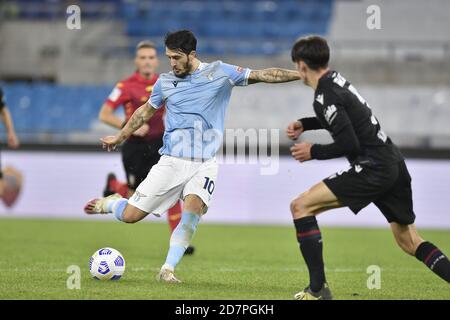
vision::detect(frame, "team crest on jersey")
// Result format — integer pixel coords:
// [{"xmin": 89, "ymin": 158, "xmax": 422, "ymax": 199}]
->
[
  {"xmin": 324, "ymin": 104, "xmax": 337, "ymax": 125},
  {"xmin": 236, "ymin": 66, "xmax": 244, "ymax": 73},
  {"xmin": 146, "ymin": 85, "xmax": 153, "ymax": 92},
  {"xmin": 315, "ymin": 93, "xmax": 324, "ymax": 105},
  {"xmin": 132, "ymin": 191, "xmax": 147, "ymax": 202}
]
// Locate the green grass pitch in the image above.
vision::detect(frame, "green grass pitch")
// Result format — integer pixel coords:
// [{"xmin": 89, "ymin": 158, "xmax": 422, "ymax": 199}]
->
[{"xmin": 0, "ymin": 218, "xmax": 449, "ymax": 300}]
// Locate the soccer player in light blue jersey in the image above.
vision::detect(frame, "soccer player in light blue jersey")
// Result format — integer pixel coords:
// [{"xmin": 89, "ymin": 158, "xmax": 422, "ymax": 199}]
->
[{"xmin": 85, "ymin": 30, "xmax": 300, "ymax": 283}]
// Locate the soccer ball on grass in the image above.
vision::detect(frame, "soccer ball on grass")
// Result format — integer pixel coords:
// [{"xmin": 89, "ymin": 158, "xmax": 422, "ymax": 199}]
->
[{"xmin": 89, "ymin": 247, "xmax": 125, "ymax": 280}]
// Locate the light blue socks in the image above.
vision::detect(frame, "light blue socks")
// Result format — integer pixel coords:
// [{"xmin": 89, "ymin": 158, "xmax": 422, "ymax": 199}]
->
[
  {"xmin": 105, "ymin": 198, "xmax": 128, "ymax": 221},
  {"xmin": 163, "ymin": 211, "xmax": 201, "ymax": 270}
]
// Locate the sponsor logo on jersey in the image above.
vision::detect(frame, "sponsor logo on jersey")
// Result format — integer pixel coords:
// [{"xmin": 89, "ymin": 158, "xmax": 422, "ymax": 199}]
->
[
  {"xmin": 324, "ymin": 104, "xmax": 337, "ymax": 125},
  {"xmin": 355, "ymin": 165, "xmax": 363, "ymax": 173},
  {"xmin": 315, "ymin": 93, "xmax": 324, "ymax": 105},
  {"xmin": 172, "ymin": 81, "xmax": 178, "ymax": 87},
  {"xmin": 108, "ymin": 87, "xmax": 122, "ymax": 102}
]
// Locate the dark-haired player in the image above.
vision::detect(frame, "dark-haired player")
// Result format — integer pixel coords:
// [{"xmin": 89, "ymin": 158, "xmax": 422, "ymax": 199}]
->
[
  {"xmin": 85, "ymin": 30, "xmax": 301, "ymax": 283},
  {"xmin": 287, "ymin": 35, "xmax": 450, "ymax": 300},
  {"xmin": 98, "ymin": 41, "xmax": 193, "ymax": 254}
]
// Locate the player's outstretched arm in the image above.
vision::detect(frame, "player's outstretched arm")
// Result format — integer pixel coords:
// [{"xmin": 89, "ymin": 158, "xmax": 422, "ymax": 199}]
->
[
  {"xmin": 247, "ymin": 68, "xmax": 300, "ymax": 84},
  {"xmin": 101, "ymin": 102, "xmax": 156, "ymax": 151}
]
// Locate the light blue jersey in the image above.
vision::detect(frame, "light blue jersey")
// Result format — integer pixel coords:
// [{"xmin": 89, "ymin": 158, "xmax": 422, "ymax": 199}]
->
[{"xmin": 149, "ymin": 61, "xmax": 251, "ymax": 160}]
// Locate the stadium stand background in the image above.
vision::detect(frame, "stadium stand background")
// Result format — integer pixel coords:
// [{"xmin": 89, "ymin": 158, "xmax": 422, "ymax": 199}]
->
[{"xmin": 1, "ymin": 0, "xmax": 449, "ymax": 152}]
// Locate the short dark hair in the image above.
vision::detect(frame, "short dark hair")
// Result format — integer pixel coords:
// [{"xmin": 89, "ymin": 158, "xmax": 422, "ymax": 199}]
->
[
  {"xmin": 291, "ymin": 35, "xmax": 330, "ymax": 70},
  {"xmin": 136, "ymin": 40, "xmax": 157, "ymax": 52},
  {"xmin": 164, "ymin": 30, "xmax": 197, "ymax": 55}
]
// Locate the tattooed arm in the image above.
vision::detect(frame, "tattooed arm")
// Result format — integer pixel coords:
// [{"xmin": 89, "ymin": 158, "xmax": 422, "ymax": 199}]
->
[
  {"xmin": 119, "ymin": 102, "xmax": 155, "ymax": 140},
  {"xmin": 100, "ymin": 102, "xmax": 156, "ymax": 151},
  {"xmin": 247, "ymin": 68, "xmax": 300, "ymax": 84}
]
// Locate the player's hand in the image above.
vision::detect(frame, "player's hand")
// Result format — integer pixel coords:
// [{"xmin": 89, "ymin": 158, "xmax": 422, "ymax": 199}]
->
[
  {"xmin": 286, "ymin": 121, "xmax": 304, "ymax": 140},
  {"xmin": 7, "ymin": 132, "xmax": 20, "ymax": 149},
  {"xmin": 132, "ymin": 123, "xmax": 150, "ymax": 137},
  {"xmin": 100, "ymin": 135, "xmax": 123, "ymax": 152},
  {"xmin": 290, "ymin": 142, "xmax": 312, "ymax": 162}
]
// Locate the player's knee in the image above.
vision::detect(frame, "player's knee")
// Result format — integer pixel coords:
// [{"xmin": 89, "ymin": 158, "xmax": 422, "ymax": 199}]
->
[
  {"xmin": 183, "ymin": 195, "xmax": 206, "ymax": 215},
  {"xmin": 290, "ymin": 193, "xmax": 312, "ymax": 219}
]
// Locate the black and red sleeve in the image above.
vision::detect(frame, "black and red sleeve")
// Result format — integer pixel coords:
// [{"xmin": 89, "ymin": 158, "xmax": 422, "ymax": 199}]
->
[{"xmin": 311, "ymin": 91, "xmax": 361, "ymax": 160}]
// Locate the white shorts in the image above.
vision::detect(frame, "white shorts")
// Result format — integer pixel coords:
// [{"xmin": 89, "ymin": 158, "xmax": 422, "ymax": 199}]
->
[{"xmin": 128, "ymin": 155, "xmax": 218, "ymax": 216}]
